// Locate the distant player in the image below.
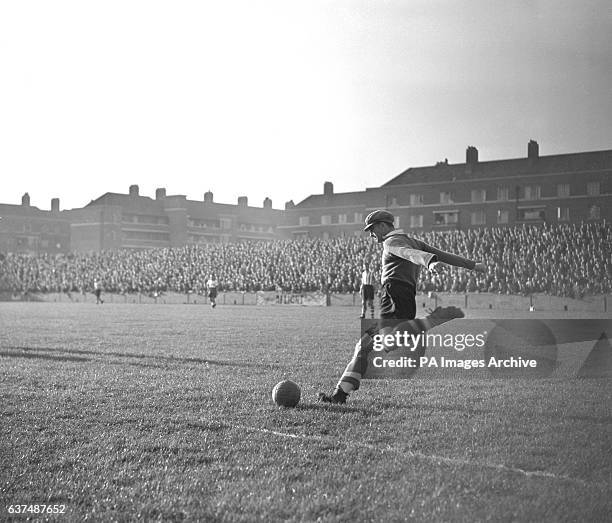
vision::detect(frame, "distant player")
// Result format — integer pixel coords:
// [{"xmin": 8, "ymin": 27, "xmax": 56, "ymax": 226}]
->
[
  {"xmin": 207, "ymin": 275, "xmax": 218, "ymax": 308},
  {"xmin": 94, "ymin": 278, "xmax": 104, "ymax": 304},
  {"xmin": 319, "ymin": 210, "xmax": 486, "ymax": 404},
  {"xmin": 359, "ymin": 262, "xmax": 376, "ymax": 319}
]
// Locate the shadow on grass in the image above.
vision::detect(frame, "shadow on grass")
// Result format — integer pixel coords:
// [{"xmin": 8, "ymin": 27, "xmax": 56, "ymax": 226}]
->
[
  {"xmin": 412, "ymin": 403, "xmax": 493, "ymax": 416},
  {"xmin": 565, "ymin": 414, "xmax": 612, "ymax": 425},
  {"xmin": 0, "ymin": 349, "xmax": 90, "ymax": 363},
  {"xmin": 295, "ymin": 403, "xmax": 383, "ymax": 416},
  {"xmin": 2, "ymin": 345, "xmax": 276, "ymax": 369},
  {"xmin": 107, "ymin": 359, "xmax": 166, "ymax": 369}
]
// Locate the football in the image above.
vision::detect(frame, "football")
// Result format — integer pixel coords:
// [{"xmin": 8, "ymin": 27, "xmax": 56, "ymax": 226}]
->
[{"xmin": 271, "ymin": 380, "xmax": 301, "ymax": 408}]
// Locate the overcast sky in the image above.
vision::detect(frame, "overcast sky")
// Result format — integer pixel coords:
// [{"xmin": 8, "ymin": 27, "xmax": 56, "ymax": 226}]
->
[{"xmin": 1, "ymin": 0, "xmax": 610, "ymax": 211}]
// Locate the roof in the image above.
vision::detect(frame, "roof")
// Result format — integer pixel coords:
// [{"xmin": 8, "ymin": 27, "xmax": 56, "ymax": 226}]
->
[
  {"xmin": 0, "ymin": 203, "xmax": 67, "ymax": 219},
  {"xmin": 185, "ymin": 199, "xmax": 283, "ymax": 222},
  {"xmin": 86, "ymin": 192, "xmax": 282, "ymax": 219},
  {"xmin": 383, "ymin": 149, "xmax": 612, "ymax": 187},
  {"xmin": 0, "ymin": 203, "xmax": 40, "ymax": 214},
  {"xmin": 294, "ymin": 191, "xmax": 371, "ymax": 209},
  {"xmin": 87, "ymin": 192, "xmax": 157, "ymax": 207}
]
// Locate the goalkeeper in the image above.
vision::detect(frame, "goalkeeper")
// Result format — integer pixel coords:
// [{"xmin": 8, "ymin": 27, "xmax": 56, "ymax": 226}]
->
[{"xmin": 319, "ymin": 210, "xmax": 486, "ymax": 404}]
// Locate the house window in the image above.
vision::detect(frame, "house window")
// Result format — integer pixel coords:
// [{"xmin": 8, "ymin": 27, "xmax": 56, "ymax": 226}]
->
[
  {"xmin": 497, "ymin": 187, "xmax": 509, "ymax": 200},
  {"xmin": 354, "ymin": 212, "xmax": 363, "ymax": 223},
  {"xmin": 433, "ymin": 211, "xmax": 459, "ymax": 225},
  {"xmin": 393, "ymin": 216, "xmax": 400, "ymax": 228},
  {"xmin": 497, "ymin": 210, "xmax": 509, "ymax": 224},
  {"xmin": 388, "ymin": 196, "xmax": 398, "ymax": 207},
  {"xmin": 338, "ymin": 214, "xmax": 347, "ymax": 224},
  {"xmin": 409, "ymin": 215, "xmax": 423, "ymax": 228},
  {"xmin": 518, "ymin": 207, "xmax": 545, "ymax": 221},
  {"xmin": 471, "ymin": 210, "xmax": 486, "ymax": 225},
  {"xmin": 557, "ymin": 207, "xmax": 569, "ymax": 221},
  {"xmin": 524, "ymin": 185, "xmax": 541, "ymax": 200},
  {"xmin": 410, "ymin": 194, "xmax": 424, "ymax": 206},
  {"xmin": 589, "ymin": 205, "xmax": 601, "ymax": 219},
  {"xmin": 557, "ymin": 184, "xmax": 570, "ymax": 198},
  {"xmin": 321, "ymin": 215, "xmax": 331, "ymax": 225},
  {"xmin": 471, "ymin": 189, "xmax": 486, "ymax": 203},
  {"xmin": 440, "ymin": 191, "xmax": 454, "ymax": 204},
  {"xmin": 587, "ymin": 182, "xmax": 600, "ymax": 196},
  {"xmin": 299, "ymin": 216, "xmax": 309, "ymax": 226}
]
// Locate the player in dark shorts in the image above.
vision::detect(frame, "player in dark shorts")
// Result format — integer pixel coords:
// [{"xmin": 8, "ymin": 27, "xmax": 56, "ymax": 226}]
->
[
  {"xmin": 360, "ymin": 262, "xmax": 376, "ymax": 319},
  {"xmin": 207, "ymin": 275, "xmax": 218, "ymax": 308},
  {"xmin": 319, "ymin": 209, "xmax": 486, "ymax": 404}
]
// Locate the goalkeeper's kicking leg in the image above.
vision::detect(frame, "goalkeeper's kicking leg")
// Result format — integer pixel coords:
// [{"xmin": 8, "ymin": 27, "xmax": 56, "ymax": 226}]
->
[{"xmin": 318, "ymin": 305, "xmax": 464, "ymax": 404}]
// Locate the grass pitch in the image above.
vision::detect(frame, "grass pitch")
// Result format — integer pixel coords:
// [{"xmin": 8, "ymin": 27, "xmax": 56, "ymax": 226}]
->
[{"xmin": 1, "ymin": 303, "xmax": 611, "ymax": 522}]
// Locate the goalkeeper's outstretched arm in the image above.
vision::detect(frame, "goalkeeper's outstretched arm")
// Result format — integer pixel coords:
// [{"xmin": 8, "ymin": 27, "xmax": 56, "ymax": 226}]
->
[{"xmin": 413, "ymin": 240, "xmax": 486, "ymax": 273}]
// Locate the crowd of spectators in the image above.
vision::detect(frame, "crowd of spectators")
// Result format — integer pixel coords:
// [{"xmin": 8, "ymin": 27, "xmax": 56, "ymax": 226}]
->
[{"xmin": 0, "ymin": 222, "xmax": 610, "ymax": 299}]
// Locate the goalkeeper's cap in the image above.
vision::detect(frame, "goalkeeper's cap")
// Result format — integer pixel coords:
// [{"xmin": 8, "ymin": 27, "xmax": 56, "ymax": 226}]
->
[{"xmin": 364, "ymin": 210, "xmax": 394, "ymax": 231}]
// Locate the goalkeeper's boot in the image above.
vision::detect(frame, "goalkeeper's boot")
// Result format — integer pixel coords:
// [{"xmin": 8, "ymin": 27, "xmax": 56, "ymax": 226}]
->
[
  {"xmin": 427, "ymin": 305, "xmax": 465, "ymax": 320},
  {"xmin": 318, "ymin": 388, "xmax": 348, "ymax": 405}
]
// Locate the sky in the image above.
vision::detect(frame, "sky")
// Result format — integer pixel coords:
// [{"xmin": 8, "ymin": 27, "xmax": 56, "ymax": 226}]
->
[{"xmin": 1, "ymin": 0, "xmax": 611, "ymax": 211}]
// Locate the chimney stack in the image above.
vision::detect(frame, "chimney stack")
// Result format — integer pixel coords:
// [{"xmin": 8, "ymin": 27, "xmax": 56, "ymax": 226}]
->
[
  {"xmin": 466, "ymin": 146, "xmax": 479, "ymax": 164},
  {"xmin": 285, "ymin": 200, "xmax": 295, "ymax": 210},
  {"xmin": 263, "ymin": 197, "xmax": 272, "ymax": 209},
  {"xmin": 155, "ymin": 188, "xmax": 166, "ymax": 200},
  {"xmin": 129, "ymin": 184, "xmax": 139, "ymax": 197},
  {"xmin": 22, "ymin": 193, "xmax": 30, "ymax": 207},
  {"xmin": 51, "ymin": 198, "xmax": 60, "ymax": 212},
  {"xmin": 238, "ymin": 196, "xmax": 248, "ymax": 207},
  {"xmin": 465, "ymin": 146, "xmax": 479, "ymax": 174},
  {"xmin": 204, "ymin": 191, "xmax": 213, "ymax": 203},
  {"xmin": 324, "ymin": 181, "xmax": 333, "ymax": 197},
  {"xmin": 528, "ymin": 140, "xmax": 539, "ymax": 159}
]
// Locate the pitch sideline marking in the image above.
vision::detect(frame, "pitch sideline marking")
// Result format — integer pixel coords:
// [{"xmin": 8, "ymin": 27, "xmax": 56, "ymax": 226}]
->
[{"xmin": 238, "ymin": 425, "xmax": 588, "ymax": 486}]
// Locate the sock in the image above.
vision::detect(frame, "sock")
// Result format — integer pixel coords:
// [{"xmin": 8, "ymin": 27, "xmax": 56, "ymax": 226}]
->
[{"xmin": 336, "ymin": 333, "xmax": 374, "ymax": 393}]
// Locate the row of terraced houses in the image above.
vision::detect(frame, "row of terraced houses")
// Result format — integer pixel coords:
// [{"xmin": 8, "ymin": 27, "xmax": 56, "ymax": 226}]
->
[{"xmin": 1, "ymin": 141, "xmax": 610, "ymax": 254}]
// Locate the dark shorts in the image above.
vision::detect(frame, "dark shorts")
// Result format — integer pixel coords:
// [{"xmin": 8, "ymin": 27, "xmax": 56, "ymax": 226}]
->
[
  {"xmin": 95, "ymin": 289, "xmax": 102, "ymax": 298},
  {"xmin": 208, "ymin": 288, "xmax": 218, "ymax": 299},
  {"xmin": 360, "ymin": 285, "xmax": 374, "ymax": 301},
  {"xmin": 379, "ymin": 280, "xmax": 416, "ymax": 320}
]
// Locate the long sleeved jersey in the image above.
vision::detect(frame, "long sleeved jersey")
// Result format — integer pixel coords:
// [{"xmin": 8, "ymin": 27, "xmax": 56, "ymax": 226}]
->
[{"xmin": 381, "ymin": 229, "xmax": 476, "ymax": 287}]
